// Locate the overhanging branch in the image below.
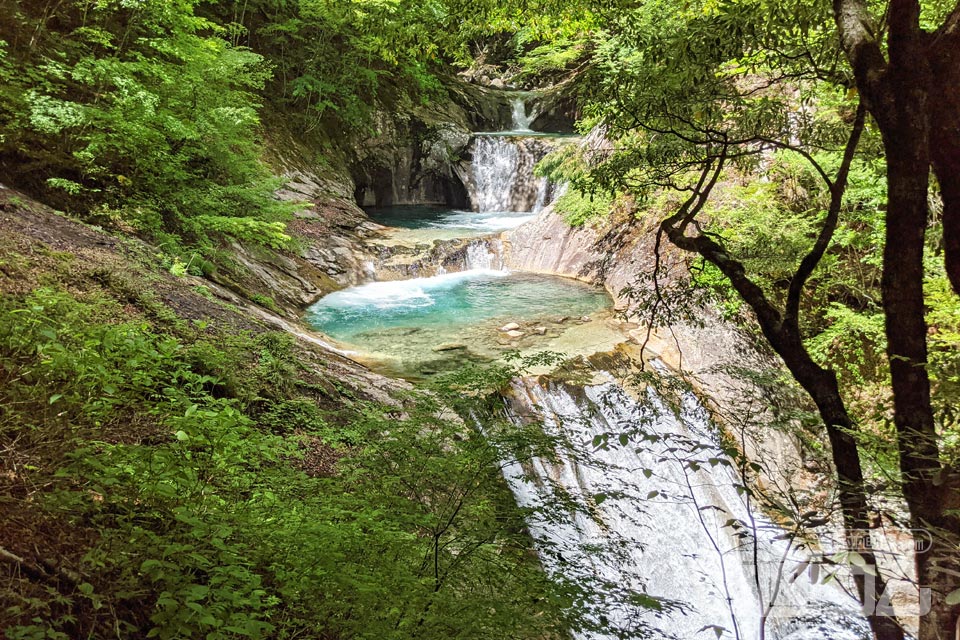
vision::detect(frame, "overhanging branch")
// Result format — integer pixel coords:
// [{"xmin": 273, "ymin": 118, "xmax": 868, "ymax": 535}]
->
[{"xmin": 784, "ymin": 101, "xmax": 867, "ymax": 323}]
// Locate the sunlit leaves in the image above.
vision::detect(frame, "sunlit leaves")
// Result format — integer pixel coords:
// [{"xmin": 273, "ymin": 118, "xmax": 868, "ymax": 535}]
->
[{"xmin": 0, "ymin": 0, "xmax": 291, "ymax": 249}]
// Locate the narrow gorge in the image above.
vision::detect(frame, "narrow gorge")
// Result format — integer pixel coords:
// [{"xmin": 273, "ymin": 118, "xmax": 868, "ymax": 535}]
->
[{"xmin": 4, "ymin": 4, "xmax": 954, "ymax": 637}]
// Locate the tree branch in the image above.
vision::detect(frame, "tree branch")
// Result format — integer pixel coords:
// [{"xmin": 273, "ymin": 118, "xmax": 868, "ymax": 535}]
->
[{"xmin": 784, "ymin": 101, "xmax": 867, "ymax": 323}]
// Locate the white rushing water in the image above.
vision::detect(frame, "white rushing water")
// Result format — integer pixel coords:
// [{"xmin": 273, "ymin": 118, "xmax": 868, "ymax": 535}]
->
[
  {"xmin": 456, "ymin": 93, "xmax": 566, "ymax": 213},
  {"xmin": 502, "ymin": 372, "xmax": 872, "ymax": 640},
  {"xmin": 511, "ymin": 95, "xmax": 536, "ymax": 132},
  {"xmin": 311, "ymin": 268, "xmax": 508, "ymax": 314},
  {"xmin": 464, "ymin": 239, "xmax": 503, "ymax": 271},
  {"xmin": 466, "ymin": 135, "xmax": 555, "ymax": 213}
]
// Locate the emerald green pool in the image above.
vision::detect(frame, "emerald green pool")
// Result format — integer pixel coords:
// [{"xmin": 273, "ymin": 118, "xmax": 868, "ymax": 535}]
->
[{"xmin": 305, "ymin": 269, "xmax": 615, "ymax": 376}]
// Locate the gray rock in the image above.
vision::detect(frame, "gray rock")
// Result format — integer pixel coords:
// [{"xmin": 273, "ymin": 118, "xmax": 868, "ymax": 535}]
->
[
  {"xmin": 433, "ymin": 343, "xmax": 467, "ymax": 352},
  {"xmin": 499, "ymin": 322, "xmax": 521, "ymax": 332}
]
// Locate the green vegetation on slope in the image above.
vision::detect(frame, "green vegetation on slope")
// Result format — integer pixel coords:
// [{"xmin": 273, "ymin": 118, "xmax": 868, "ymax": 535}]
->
[
  {"xmin": 0, "ymin": 0, "xmax": 293, "ymax": 251},
  {"xmin": 0, "ymin": 0, "xmax": 471, "ymax": 252},
  {"xmin": 0, "ymin": 202, "xmax": 574, "ymax": 639}
]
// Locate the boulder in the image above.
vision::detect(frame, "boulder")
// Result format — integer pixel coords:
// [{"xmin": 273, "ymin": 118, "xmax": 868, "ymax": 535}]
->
[{"xmin": 499, "ymin": 322, "xmax": 521, "ymax": 332}]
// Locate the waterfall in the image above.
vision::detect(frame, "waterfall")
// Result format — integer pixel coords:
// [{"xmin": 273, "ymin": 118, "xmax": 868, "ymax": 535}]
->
[
  {"xmin": 511, "ymin": 96, "xmax": 535, "ymax": 132},
  {"xmin": 501, "ymin": 372, "xmax": 871, "ymax": 640},
  {"xmin": 462, "ymin": 136, "xmax": 554, "ymax": 213},
  {"xmin": 464, "ymin": 239, "xmax": 503, "ymax": 271}
]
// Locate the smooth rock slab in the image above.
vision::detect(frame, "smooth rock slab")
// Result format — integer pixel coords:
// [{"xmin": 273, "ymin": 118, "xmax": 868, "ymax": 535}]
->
[{"xmin": 433, "ymin": 343, "xmax": 467, "ymax": 352}]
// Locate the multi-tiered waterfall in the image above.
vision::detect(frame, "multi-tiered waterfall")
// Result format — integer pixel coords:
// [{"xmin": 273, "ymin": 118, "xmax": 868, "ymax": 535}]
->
[
  {"xmin": 501, "ymin": 372, "xmax": 871, "ymax": 640},
  {"xmin": 312, "ymin": 88, "xmax": 873, "ymax": 640}
]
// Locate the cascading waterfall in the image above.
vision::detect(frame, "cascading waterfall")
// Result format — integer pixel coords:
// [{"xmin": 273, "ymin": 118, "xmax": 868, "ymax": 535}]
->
[
  {"xmin": 458, "ymin": 93, "xmax": 564, "ymax": 213},
  {"xmin": 464, "ymin": 135, "xmax": 559, "ymax": 213},
  {"xmin": 511, "ymin": 95, "xmax": 536, "ymax": 132},
  {"xmin": 502, "ymin": 371, "xmax": 872, "ymax": 640},
  {"xmin": 464, "ymin": 238, "xmax": 503, "ymax": 271},
  {"xmin": 468, "ymin": 136, "xmax": 520, "ymax": 212}
]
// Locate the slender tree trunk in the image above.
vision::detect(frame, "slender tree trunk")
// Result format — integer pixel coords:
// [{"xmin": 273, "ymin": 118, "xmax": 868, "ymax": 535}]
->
[
  {"xmin": 928, "ymin": 40, "xmax": 960, "ymax": 296},
  {"xmin": 872, "ymin": 35, "xmax": 960, "ymax": 640}
]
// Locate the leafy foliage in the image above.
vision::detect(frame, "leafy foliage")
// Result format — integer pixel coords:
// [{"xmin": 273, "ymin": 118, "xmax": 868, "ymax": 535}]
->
[
  {"xmin": 0, "ymin": 287, "xmax": 573, "ymax": 639},
  {"xmin": 0, "ymin": 0, "xmax": 293, "ymax": 250}
]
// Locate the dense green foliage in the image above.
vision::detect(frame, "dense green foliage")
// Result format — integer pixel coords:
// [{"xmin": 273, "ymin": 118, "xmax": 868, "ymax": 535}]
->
[
  {"xmin": 0, "ymin": 0, "xmax": 500, "ymax": 251},
  {"xmin": 0, "ymin": 1, "xmax": 293, "ymax": 250},
  {"xmin": 0, "ymin": 0, "xmax": 598, "ymax": 253},
  {"xmin": 205, "ymin": 0, "xmax": 458, "ymax": 134},
  {"xmin": 0, "ymin": 282, "xmax": 576, "ymax": 639}
]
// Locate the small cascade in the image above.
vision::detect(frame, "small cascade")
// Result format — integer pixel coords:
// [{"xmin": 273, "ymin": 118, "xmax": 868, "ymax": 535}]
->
[
  {"xmin": 511, "ymin": 95, "xmax": 535, "ymax": 132},
  {"xmin": 502, "ymin": 373, "xmax": 871, "ymax": 640},
  {"xmin": 453, "ymin": 92, "xmax": 574, "ymax": 214},
  {"xmin": 464, "ymin": 238, "xmax": 504, "ymax": 271},
  {"xmin": 461, "ymin": 136, "xmax": 555, "ymax": 213}
]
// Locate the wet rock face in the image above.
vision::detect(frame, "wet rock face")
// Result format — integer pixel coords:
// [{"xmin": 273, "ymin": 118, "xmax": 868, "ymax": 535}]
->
[
  {"xmin": 352, "ymin": 120, "xmax": 472, "ymax": 209},
  {"xmin": 501, "ymin": 198, "xmax": 811, "ymax": 508},
  {"xmin": 448, "ymin": 81, "xmax": 517, "ymax": 131},
  {"xmin": 363, "ymin": 236, "xmax": 505, "ymax": 281},
  {"xmin": 529, "ymin": 93, "xmax": 579, "ymax": 134}
]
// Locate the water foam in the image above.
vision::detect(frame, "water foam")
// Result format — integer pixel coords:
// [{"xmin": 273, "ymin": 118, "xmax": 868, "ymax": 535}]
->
[{"xmin": 313, "ymin": 269, "xmax": 509, "ymax": 314}]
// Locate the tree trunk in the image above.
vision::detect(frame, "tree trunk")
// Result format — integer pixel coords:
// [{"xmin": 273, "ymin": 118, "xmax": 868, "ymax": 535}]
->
[
  {"xmin": 871, "ymin": 30, "xmax": 960, "ymax": 639},
  {"xmin": 925, "ymin": 42, "xmax": 960, "ymax": 635},
  {"xmin": 928, "ymin": 37, "xmax": 960, "ymax": 296},
  {"xmin": 773, "ymin": 335, "xmax": 906, "ymax": 640}
]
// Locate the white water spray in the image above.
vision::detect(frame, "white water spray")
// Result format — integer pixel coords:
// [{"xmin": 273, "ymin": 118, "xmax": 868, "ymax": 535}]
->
[
  {"xmin": 464, "ymin": 239, "xmax": 503, "ymax": 271},
  {"xmin": 464, "ymin": 136, "xmax": 554, "ymax": 213}
]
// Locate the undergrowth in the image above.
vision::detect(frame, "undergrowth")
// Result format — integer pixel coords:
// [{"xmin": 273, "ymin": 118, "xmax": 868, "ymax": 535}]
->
[{"xmin": 0, "ymin": 284, "xmax": 572, "ymax": 639}]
